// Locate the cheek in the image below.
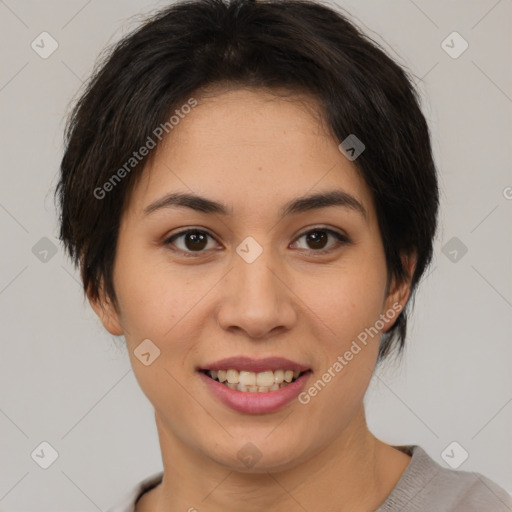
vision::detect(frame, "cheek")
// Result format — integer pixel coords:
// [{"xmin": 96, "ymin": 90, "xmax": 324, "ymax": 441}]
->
[
  {"xmin": 113, "ymin": 246, "xmax": 217, "ymax": 353},
  {"xmin": 298, "ymin": 254, "xmax": 387, "ymax": 349},
  {"xmin": 295, "ymin": 271, "xmax": 385, "ymax": 431},
  {"xmin": 112, "ymin": 245, "xmax": 174, "ymax": 338},
  {"xmin": 293, "ymin": 251, "xmax": 388, "ymax": 415},
  {"xmin": 112, "ymin": 251, "xmax": 207, "ymax": 408}
]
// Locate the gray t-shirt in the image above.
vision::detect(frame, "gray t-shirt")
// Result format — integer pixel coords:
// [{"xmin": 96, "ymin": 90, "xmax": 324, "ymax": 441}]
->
[{"xmin": 107, "ymin": 445, "xmax": 512, "ymax": 512}]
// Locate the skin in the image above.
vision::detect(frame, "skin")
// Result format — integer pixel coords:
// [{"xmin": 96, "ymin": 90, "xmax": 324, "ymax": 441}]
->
[{"xmin": 90, "ymin": 87, "xmax": 416, "ymax": 512}]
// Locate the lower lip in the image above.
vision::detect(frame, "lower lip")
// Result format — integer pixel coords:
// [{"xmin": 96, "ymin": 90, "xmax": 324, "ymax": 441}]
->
[{"xmin": 199, "ymin": 371, "xmax": 312, "ymax": 414}]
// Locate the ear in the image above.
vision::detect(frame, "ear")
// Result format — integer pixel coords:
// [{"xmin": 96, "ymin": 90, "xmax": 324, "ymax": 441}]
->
[
  {"xmin": 382, "ymin": 252, "xmax": 417, "ymax": 333},
  {"xmin": 87, "ymin": 283, "xmax": 124, "ymax": 336}
]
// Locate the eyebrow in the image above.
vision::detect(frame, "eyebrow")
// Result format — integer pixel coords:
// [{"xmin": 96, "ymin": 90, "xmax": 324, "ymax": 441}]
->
[{"xmin": 143, "ymin": 190, "xmax": 367, "ymax": 220}]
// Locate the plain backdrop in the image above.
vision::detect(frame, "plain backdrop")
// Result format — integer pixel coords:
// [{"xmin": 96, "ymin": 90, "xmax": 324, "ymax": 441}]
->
[{"xmin": 1, "ymin": 0, "xmax": 511, "ymax": 510}]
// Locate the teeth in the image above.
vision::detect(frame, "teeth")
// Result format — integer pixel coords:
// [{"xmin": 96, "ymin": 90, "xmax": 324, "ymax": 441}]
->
[
  {"xmin": 207, "ymin": 368, "xmax": 306, "ymax": 392},
  {"xmin": 239, "ymin": 371, "xmax": 256, "ymax": 386},
  {"xmin": 226, "ymin": 369, "xmax": 239, "ymax": 384},
  {"xmin": 256, "ymin": 371, "xmax": 275, "ymax": 387},
  {"xmin": 284, "ymin": 370, "xmax": 294, "ymax": 383},
  {"xmin": 274, "ymin": 369, "xmax": 284, "ymax": 384}
]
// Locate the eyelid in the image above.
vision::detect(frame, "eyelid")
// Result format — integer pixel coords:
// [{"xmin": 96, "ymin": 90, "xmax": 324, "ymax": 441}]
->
[{"xmin": 294, "ymin": 225, "xmax": 348, "ymax": 240}]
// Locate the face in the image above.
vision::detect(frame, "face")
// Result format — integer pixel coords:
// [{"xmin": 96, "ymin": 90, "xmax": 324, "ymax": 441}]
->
[{"xmin": 92, "ymin": 88, "xmax": 413, "ymax": 473}]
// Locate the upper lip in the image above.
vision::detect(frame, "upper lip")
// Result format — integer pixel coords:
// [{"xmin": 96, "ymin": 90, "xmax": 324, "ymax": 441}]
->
[{"xmin": 199, "ymin": 356, "xmax": 310, "ymax": 373}]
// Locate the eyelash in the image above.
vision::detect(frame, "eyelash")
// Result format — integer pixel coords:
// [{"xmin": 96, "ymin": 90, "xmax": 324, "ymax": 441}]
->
[{"xmin": 163, "ymin": 227, "xmax": 350, "ymax": 258}]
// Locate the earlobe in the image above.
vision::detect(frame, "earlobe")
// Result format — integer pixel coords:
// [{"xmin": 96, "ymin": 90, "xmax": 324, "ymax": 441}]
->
[
  {"xmin": 87, "ymin": 285, "xmax": 124, "ymax": 336},
  {"xmin": 383, "ymin": 252, "xmax": 417, "ymax": 332}
]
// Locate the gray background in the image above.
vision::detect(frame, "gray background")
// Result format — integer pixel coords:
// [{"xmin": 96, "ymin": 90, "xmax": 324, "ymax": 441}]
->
[{"xmin": 1, "ymin": 0, "xmax": 511, "ymax": 510}]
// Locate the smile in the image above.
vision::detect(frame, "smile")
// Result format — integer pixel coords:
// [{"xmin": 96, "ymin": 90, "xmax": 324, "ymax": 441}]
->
[
  {"xmin": 198, "ymin": 356, "xmax": 312, "ymax": 413},
  {"xmin": 202, "ymin": 369, "xmax": 305, "ymax": 393}
]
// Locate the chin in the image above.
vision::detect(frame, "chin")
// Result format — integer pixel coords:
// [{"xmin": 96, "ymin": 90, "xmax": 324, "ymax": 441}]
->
[{"xmin": 204, "ymin": 433, "xmax": 315, "ymax": 474}]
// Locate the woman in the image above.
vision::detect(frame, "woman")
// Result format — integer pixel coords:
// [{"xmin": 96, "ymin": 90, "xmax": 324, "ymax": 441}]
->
[{"xmin": 56, "ymin": 0, "xmax": 512, "ymax": 510}]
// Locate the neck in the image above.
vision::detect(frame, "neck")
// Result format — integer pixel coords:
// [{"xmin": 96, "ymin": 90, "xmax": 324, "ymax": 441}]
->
[{"xmin": 138, "ymin": 406, "xmax": 409, "ymax": 512}]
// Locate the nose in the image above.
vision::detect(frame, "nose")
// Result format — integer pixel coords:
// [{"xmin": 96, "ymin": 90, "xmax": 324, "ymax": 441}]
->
[{"xmin": 215, "ymin": 248, "xmax": 298, "ymax": 340}]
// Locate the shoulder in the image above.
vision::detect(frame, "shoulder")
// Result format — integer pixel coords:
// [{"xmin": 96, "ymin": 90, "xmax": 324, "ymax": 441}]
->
[
  {"xmin": 106, "ymin": 471, "xmax": 163, "ymax": 512},
  {"xmin": 377, "ymin": 445, "xmax": 512, "ymax": 512}
]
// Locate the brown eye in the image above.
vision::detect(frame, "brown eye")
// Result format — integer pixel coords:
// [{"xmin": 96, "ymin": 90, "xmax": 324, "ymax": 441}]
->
[
  {"xmin": 292, "ymin": 228, "xmax": 350, "ymax": 254},
  {"xmin": 305, "ymin": 230, "xmax": 328, "ymax": 250},
  {"xmin": 165, "ymin": 229, "xmax": 217, "ymax": 255},
  {"xmin": 183, "ymin": 231, "xmax": 208, "ymax": 251}
]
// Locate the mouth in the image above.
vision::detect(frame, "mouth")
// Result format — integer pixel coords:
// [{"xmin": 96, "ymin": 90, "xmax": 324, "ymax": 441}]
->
[
  {"xmin": 198, "ymin": 360, "xmax": 313, "ymax": 414},
  {"xmin": 200, "ymin": 368, "xmax": 310, "ymax": 393},
  {"xmin": 198, "ymin": 356, "xmax": 312, "ymax": 413}
]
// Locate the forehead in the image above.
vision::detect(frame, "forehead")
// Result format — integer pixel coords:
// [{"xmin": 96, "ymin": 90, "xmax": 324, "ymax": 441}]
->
[{"xmin": 126, "ymin": 88, "xmax": 375, "ymax": 222}]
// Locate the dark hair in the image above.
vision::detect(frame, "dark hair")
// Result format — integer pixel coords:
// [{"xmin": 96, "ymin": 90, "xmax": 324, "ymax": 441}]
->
[{"xmin": 56, "ymin": 0, "xmax": 439, "ymax": 362}]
